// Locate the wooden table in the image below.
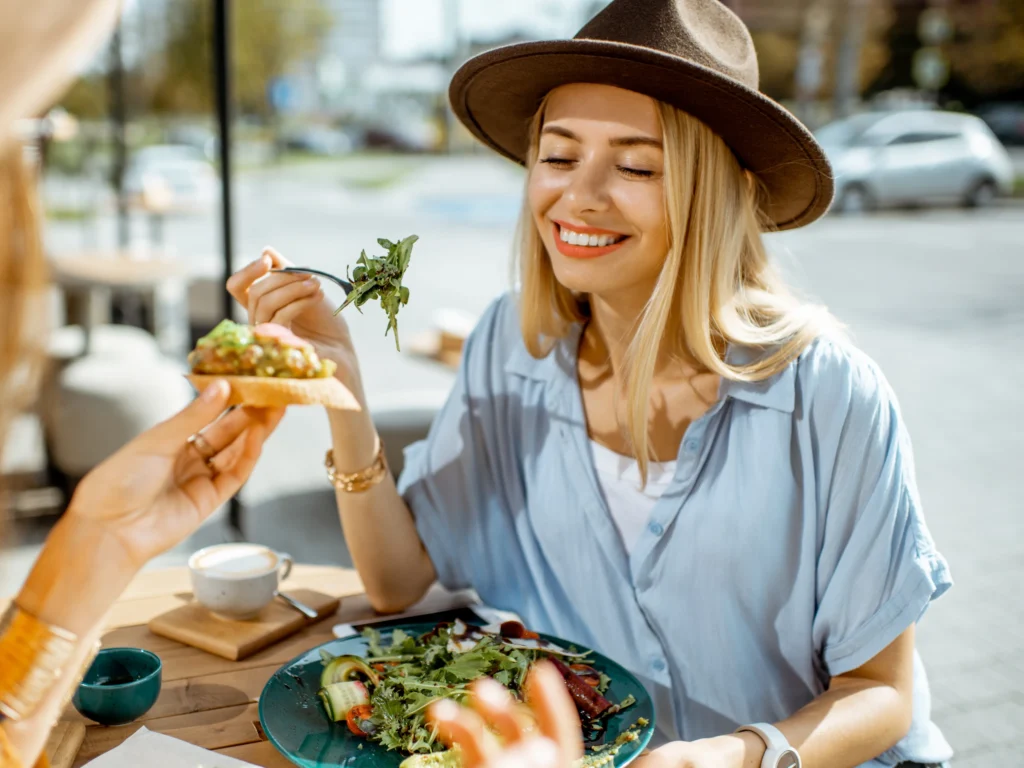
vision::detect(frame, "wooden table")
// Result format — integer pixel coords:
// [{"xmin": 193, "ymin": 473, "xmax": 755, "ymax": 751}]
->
[
  {"xmin": 49, "ymin": 251, "xmax": 192, "ymax": 358},
  {"xmin": 40, "ymin": 565, "xmax": 470, "ymax": 767}
]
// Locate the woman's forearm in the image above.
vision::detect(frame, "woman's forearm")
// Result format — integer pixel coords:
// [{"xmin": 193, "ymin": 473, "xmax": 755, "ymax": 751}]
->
[
  {"xmin": 4, "ymin": 517, "xmax": 138, "ymax": 767},
  {"xmin": 16, "ymin": 515, "xmax": 136, "ymax": 634},
  {"xmin": 327, "ymin": 409, "xmax": 435, "ymax": 613},
  {"xmin": 774, "ymin": 675, "xmax": 911, "ymax": 768},
  {"xmin": 692, "ymin": 676, "xmax": 911, "ymax": 768}
]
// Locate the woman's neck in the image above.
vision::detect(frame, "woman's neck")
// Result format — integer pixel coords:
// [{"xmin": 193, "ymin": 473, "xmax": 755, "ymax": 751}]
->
[
  {"xmin": 585, "ymin": 293, "xmax": 644, "ymax": 375},
  {"xmin": 582, "ymin": 289, "xmax": 711, "ymax": 391},
  {"xmin": 578, "ymin": 291, "xmax": 720, "ymax": 462}
]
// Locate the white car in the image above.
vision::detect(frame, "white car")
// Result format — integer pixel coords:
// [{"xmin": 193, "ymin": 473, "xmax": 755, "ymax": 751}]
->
[
  {"xmin": 123, "ymin": 145, "xmax": 218, "ymax": 211},
  {"xmin": 816, "ymin": 111, "xmax": 1015, "ymax": 214}
]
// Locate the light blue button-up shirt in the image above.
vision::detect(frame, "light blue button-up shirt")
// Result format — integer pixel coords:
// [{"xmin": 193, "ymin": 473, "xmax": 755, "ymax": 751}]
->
[{"xmin": 398, "ymin": 293, "xmax": 953, "ymax": 767}]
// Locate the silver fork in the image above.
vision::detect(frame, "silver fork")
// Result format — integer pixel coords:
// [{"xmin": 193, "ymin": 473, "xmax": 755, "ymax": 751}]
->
[{"xmin": 270, "ymin": 267, "xmax": 354, "ymax": 295}]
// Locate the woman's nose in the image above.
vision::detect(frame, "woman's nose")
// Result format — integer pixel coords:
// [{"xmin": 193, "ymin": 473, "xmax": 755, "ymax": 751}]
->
[{"xmin": 563, "ymin": 163, "xmax": 611, "ymax": 214}]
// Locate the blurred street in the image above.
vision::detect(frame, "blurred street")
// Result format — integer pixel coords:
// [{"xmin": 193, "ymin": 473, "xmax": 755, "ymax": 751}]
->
[{"xmin": 3, "ymin": 155, "xmax": 1015, "ymax": 765}]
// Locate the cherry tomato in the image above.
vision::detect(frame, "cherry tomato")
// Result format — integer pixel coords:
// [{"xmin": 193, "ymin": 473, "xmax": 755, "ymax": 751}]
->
[{"xmin": 346, "ymin": 704, "xmax": 374, "ymax": 737}]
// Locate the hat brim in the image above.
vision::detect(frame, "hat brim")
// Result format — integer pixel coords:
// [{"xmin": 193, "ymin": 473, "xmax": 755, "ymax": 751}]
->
[{"xmin": 449, "ymin": 39, "xmax": 834, "ymax": 230}]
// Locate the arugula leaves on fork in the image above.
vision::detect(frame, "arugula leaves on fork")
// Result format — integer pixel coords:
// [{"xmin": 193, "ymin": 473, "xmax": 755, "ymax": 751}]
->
[{"xmin": 334, "ymin": 235, "xmax": 418, "ymax": 351}]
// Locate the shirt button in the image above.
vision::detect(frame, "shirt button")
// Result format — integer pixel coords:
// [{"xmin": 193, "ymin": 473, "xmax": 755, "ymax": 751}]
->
[
  {"xmin": 648, "ymin": 521, "xmax": 665, "ymax": 536},
  {"xmin": 683, "ymin": 439, "xmax": 700, "ymax": 453},
  {"xmin": 651, "ymin": 658, "xmax": 667, "ymax": 673}
]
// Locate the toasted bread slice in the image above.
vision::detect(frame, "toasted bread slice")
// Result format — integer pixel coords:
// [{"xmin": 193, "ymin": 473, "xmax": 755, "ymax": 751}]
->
[{"xmin": 186, "ymin": 374, "xmax": 361, "ymax": 411}]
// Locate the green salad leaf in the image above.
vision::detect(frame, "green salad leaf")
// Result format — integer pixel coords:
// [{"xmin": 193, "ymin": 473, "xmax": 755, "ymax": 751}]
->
[
  {"xmin": 335, "ymin": 235, "xmax": 418, "ymax": 351},
  {"xmin": 346, "ymin": 625, "xmax": 602, "ymax": 755},
  {"xmin": 320, "ymin": 623, "xmax": 636, "ymax": 760}
]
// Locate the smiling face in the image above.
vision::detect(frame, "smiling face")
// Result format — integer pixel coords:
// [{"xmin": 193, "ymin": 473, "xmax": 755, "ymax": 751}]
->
[{"xmin": 527, "ymin": 83, "xmax": 669, "ymax": 301}]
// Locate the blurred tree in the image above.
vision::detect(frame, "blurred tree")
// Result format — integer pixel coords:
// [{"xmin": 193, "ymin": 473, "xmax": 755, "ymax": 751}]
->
[
  {"xmin": 947, "ymin": 0, "xmax": 1024, "ymax": 100},
  {"xmin": 749, "ymin": 0, "xmax": 892, "ymax": 104},
  {"xmin": 752, "ymin": 30, "xmax": 800, "ymax": 99},
  {"xmin": 148, "ymin": 0, "xmax": 333, "ymax": 116},
  {"xmin": 856, "ymin": 0, "xmax": 894, "ymax": 93},
  {"xmin": 59, "ymin": 76, "xmax": 108, "ymax": 119}
]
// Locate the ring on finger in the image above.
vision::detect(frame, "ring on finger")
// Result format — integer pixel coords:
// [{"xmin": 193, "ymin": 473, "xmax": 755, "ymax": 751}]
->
[{"xmin": 187, "ymin": 432, "xmax": 219, "ymax": 472}]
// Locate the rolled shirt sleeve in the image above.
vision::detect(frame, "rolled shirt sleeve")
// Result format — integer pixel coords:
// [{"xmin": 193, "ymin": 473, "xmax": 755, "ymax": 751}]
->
[
  {"xmin": 396, "ymin": 296, "xmax": 512, "ymax": 592},
  {"xmin": 808, "ymin": 340, "xmax": 952, "ymax": 676}
]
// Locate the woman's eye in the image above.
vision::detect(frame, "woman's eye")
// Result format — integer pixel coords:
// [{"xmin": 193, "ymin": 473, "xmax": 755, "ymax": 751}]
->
[
  {"xmin": 539, "ymin": 157, "xmax": 575, "ymax": 168},
  {"xmin": 618, "ymin": 166, "xmax": 655, "ymax": 179}
]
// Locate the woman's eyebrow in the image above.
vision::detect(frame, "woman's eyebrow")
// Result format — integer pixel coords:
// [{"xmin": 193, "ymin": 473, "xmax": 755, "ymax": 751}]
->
[{"xmin": 540, "ymin": 125, "xmax": 662, "ymax": 149}]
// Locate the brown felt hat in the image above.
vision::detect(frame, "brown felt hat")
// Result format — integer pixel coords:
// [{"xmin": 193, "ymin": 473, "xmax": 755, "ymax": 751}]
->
[{"xmin": 449, "ymin": 0, "xmax": 834, "ymax": 230}]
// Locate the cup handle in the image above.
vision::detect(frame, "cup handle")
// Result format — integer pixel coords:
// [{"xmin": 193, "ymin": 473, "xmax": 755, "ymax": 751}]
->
[{"xmin": 278, "ymin": 553, "xmax": 294, "ymax": 582}]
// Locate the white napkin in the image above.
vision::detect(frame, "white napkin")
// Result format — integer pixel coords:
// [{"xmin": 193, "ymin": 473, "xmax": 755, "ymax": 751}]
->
[
  {"xmin": 332, "ymin": 602, "xmax": 523, "ymax": 639},
  {"xmin": 83, "ymin": 726, "xmax": 258, "ymax": 768}
]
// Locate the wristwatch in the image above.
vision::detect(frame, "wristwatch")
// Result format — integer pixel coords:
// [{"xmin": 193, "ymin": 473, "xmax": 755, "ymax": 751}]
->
[{"xmin": 734, "ymin": 723, "xmax": 801, "ymax": 768}]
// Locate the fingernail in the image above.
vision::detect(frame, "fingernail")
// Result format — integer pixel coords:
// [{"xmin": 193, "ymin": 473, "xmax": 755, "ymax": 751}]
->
[
  {"xmin": 430, "ymin": 699, "xmax": 460, "ymax": 721},
  {"xmin": 522, "ymin": 738, "xmax": 560, "ymax": 766},
  {"xmin": 201, "ymin": 380, "xmax": 227, "ymax": 401},
  {"xmin": 303, "ymin": 278, "xmax": 319, "ymax": 289},
  {"xmin": 474, "ymin": 679, "xmax": 509, "ymax": 707}
]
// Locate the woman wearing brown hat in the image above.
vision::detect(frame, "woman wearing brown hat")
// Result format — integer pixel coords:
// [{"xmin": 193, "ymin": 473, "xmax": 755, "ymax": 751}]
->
[
  {"xmin": 241, "ymin": 2, "xmax": 952, "ymax": 767},
  {"xmin": 0, "ymin": 3, "xmax": 286, "ymax": 766}
]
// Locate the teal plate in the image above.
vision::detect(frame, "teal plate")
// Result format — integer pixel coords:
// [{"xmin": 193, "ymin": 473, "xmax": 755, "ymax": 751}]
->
[{"xmin": 259, "ymin": 621, "xmax": 655, "ymax": 767}]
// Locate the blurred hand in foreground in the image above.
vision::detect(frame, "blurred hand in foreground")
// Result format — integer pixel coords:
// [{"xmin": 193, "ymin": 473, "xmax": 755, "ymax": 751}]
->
[{"xmin": 428, "ymin": 660, "xmax": 584, "ymax": 768}]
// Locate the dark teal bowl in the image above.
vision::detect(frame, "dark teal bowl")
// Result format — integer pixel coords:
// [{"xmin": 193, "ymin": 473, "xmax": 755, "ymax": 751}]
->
[{"xmin": 72, "ymin": 647, "xmax": 162, "ymax": 726}]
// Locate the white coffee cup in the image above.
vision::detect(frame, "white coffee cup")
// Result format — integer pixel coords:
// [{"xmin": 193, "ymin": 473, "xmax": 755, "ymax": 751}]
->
[{"xmin": 188, "ymin": 543, "xmax": 293, "ymax": 620}]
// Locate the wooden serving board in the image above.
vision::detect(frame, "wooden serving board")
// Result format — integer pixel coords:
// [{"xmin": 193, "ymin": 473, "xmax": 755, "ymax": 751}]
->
[
  {"xmin": 45, "ymin": 721, "xmax": 86, "ymax": 768},
  {"xmin": 148, "ymin": 589, "xmax": 339, "ymax": 661}
]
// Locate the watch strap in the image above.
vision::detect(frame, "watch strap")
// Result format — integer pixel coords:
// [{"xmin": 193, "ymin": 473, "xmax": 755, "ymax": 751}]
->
[{"xmin": 735, "ymin": 722, "xmax": 801, "ymax": 768}]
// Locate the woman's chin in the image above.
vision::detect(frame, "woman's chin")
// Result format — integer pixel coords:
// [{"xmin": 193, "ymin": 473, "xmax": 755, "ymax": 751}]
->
[{"xmin": 548, "ymin": 254, "xmax": 622, "ymax": 297}]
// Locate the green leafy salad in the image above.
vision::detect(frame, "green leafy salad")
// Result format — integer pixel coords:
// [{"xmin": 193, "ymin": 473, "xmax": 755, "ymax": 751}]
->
[
  {"xmin": 317, "ymin": 620, "xmax": 646, "ymax": 768},
  {"xmin": 335, "ymin": 234, "xmax": 417, "ymax": 351}
]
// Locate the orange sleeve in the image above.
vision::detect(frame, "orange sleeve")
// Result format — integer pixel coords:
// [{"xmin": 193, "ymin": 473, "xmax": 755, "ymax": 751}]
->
[{"xmin": 0, "ymin": 723, "xmax": 50, "ymax": 768}]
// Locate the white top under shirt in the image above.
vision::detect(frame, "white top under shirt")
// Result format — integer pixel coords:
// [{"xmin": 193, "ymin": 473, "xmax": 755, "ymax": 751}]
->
[
  {"xmin": 589, "ymin": 439, "xmax": 677, "ymax": 553},
  {"xmin": 589, "ymin": 440, "xmax": 681, "ymax": 746}
]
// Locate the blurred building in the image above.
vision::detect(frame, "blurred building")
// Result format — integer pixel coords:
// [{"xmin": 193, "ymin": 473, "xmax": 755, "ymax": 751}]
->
[
  {"xmin": 280, "ymin": 0, "xmax": 383, "ymax": 116},
  {"xmin": 319, "ymin": 0, "xmax": 382, "ymax": 111}
]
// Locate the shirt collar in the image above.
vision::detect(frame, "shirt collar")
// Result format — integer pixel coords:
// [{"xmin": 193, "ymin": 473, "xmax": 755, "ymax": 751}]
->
[
  {"xmin": 718, "ymin": 344, "xmax": 797, "ymax": 413},
  {"xmin": 504, "ymin": 325, "xmax": 582, "ymax": 408},
  {"xmin": 505, "ymin": 327, "xmax": 797, "ymax": 414}
]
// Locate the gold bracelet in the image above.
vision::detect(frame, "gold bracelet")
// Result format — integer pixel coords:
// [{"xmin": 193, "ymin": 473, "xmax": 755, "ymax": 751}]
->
[
  {"xmin": 325, "ymin": 438, "xmax": 389, "ymax": 493},
  {"xmin": 0, "ymin": 604, "xmax": 78, "ymax": 722}
]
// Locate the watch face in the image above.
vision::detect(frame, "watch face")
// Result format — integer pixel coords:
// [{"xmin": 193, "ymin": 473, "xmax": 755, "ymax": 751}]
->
[{"xmin": 777, "ymin": 748, "xmax": 801, "ymax": 768}]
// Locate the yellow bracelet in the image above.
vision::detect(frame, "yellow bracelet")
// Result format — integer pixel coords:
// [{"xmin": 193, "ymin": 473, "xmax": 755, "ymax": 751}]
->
[
  {"xmin": 0, "ymin": 605, "xmax": 78, "ymax": 722},
  {"xmin": 325, "ymin": 438, "xmax": 389, "ymax": 493}
]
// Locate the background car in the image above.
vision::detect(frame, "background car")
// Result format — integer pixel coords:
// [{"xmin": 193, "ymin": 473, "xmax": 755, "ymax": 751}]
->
[
  {"xmin": 122, "ymin": 144, "xmax": 218, "ymax": 211},
  {"xmin": 975, "ymin": 103, "xmax": 1024, "ymax": 147},
  {"xmin": 277, "ymin": 126, "xmax": 354, "ymax": 156},
  {"xmin": 816, "ymin": 110, "xmax": 1015, "ymax": 214}
]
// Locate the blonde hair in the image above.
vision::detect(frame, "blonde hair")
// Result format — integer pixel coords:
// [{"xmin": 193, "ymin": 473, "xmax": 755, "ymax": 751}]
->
[
  {"xmin": 517, "ymin": 97, "xmax": 833, "ymax": 484},
  {"xmin": 0, "ymin": 144, "xmax": 48, "ymax": 525}
]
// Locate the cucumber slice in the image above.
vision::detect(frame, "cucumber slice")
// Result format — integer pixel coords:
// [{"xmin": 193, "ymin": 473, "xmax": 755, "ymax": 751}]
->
[
  {"xmin": 318, "ymin": 681, "xmax": 369, "ymax": 722},
  {"xmin": 321, "ymin": 655, "xmax": 380, "ymax": 688}
]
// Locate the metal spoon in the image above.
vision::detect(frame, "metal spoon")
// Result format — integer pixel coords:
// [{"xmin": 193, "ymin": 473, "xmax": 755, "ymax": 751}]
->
[
  {"xmin": 275, "ymin": 591, "xmax": 319, "ymax": 620},
  {"xmin": 270, "ymin": 267, "xmax": 353, "ymax": 295}
]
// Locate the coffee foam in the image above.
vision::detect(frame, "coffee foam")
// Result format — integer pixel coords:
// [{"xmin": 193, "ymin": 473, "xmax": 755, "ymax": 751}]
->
[{"xmin": 192, "ymin": 544, "xmax": 277, "ymax": 578}]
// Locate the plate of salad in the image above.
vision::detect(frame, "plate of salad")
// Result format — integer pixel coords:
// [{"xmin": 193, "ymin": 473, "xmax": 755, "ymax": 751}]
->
[{"xmin": 259, "ymin": 619, "xmax": 655, "ymax": 767}]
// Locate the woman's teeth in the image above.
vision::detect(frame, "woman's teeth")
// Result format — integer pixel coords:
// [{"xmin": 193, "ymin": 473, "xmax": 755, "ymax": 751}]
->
[{"xmin": 558, "ymin": 227, "xmax": 622, "ymax": 247}]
